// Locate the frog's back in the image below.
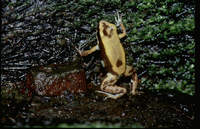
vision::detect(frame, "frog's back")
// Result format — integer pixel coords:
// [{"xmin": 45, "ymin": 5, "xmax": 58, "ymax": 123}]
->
[{"xmin": 100, "ymin": 33, "xmax": 126, "ymax": 75}]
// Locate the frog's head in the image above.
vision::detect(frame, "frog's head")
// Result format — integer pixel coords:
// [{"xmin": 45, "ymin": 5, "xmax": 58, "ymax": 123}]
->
[{"xmin": 98, "ymin": 20, "xmax": 117, "ymax": 38}]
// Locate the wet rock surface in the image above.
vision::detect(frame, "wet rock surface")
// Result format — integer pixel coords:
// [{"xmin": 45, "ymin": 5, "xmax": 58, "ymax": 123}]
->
[
  {"xmin": 1, "ymin": 87, "xmax": 194, "ymax": 128},
  {"xmin": 1, "ymin": 0, "xmax": 195, "ymax": 128}
]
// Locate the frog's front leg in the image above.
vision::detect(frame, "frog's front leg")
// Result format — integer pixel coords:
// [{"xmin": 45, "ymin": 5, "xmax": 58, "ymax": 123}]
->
[
  {"xmin": 76, "ymin": 44, "xmax": 99, "ymax": 57},
  {"xmin": 97, "ymin": 73, "xmax": 127, "ymax": 99},
  {"xmin": 115, "ymin": 12, "xmax": 126, "ymax": 39},
  {"xmin": 124, "ymin": 65, "xmax": 139, "ymax": 95},
  {"xmin": 119, "ymin": 24, "xmax": 126, "ymax": 39}
]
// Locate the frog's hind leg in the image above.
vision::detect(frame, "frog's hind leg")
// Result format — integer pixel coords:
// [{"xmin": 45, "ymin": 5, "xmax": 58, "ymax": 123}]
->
[
  {"xmin": 97, "ymin": 73, "xmax": 127, "ymax": 99},
  {"xmin": 124, "ymin": 65, "xmax": 139, "ymax": 95}
]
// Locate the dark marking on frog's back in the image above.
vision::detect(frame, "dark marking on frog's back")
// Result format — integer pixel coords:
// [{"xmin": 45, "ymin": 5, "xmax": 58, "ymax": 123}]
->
[
  {"xmin": 102, "ymin": 23, "xmax": 112, "ymax": 38},
  {"xmin": 103, "ymin": 23, "xmax": 109, "ymax": 36},
  {"xmin": 116, "ymin": 59, "xmax": 122, "ymax": 67},
  {"xmin": 103, "ymin": 29, "xmax": 108, "ymax": 36}
]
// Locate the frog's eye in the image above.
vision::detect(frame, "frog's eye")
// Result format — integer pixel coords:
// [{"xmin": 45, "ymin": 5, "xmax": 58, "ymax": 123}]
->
[
  {"xmin": 109, "ymin": 26, "xmax": 113, "ymax": 31},
  {"xmin": 107, "ymin": 26, "xmax": 113, "ymax": 36}
]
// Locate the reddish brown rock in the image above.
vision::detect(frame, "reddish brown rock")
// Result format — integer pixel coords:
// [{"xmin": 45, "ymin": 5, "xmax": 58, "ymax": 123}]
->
[{"xmin": 24, "ymin": 62, "xmax": 87, "ymax": 96}]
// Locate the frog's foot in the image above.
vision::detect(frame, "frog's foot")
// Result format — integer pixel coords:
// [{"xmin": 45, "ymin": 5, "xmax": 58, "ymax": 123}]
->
[
  {"xmin": 73, "ymin": 45, "xmax": 83, "ymax": 56},
  {"xmin": 129, "ymin": 72, "xmax": 143, "ymax": 95},
  {"xmin": 96, "ymin": 90, "xmax": 124, "ymax": 99},
  {"xmin": 115, "ymin": 11, "xmax": 122, "ymax": 27}
]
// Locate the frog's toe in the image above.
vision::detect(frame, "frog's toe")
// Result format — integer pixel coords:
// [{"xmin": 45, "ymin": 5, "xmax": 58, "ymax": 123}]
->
[
  {"xmin": 74, "ymin": 46, "xmax": 82, "ymax": 56},
  {"xmin": 105, "ymin": 93, "xmax": 124, "ymax": 99},
  {"xmin": 96, "ymin": 90, "xmax": 124, "ymax": 99},
  {"xmin": 115, "ymin": 12, "xmax": 122, "ymax": 26}
]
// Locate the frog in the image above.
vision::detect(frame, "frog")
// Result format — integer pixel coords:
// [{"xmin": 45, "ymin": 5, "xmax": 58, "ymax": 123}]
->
[{"xmin": 76, "ymin": 12, "xmax": 139, "ymax": 99}]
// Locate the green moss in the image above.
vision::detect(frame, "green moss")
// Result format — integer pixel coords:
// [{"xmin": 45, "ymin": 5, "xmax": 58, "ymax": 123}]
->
[
  {"xmin": 153, "ymin": 80, "xmax": 194, "ymax": 96},
  {"xmin": 57, "ymin": 122, "xmax": 144, "ymax": 128},
  {"xmin": 3, "ymin": 0, "xmax": 194, "ymax": 96},
  {"xmin": 20, "ymin": 122, "xmax": 144, "ymax": 128}
]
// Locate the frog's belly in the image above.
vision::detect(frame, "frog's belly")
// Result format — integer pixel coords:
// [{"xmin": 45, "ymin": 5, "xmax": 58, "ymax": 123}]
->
[{"xmin": 103, "ymin": 41, "xmax": 126, "ymax": 75}]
